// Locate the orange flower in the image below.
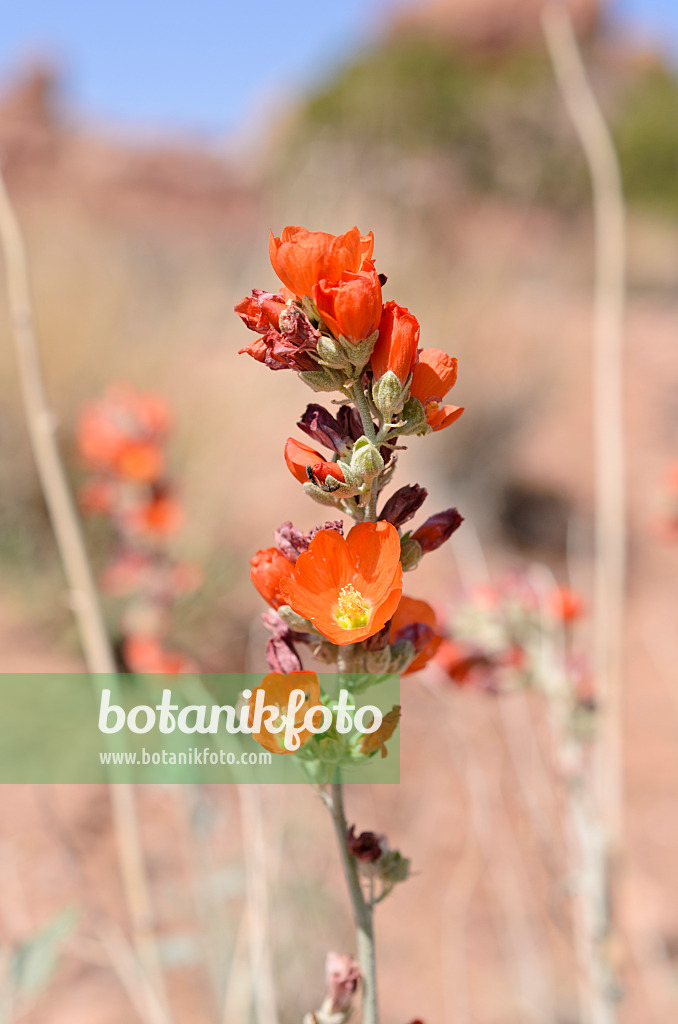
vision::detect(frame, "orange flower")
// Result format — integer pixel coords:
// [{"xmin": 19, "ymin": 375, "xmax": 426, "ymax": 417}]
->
[
  {"xmin": 250, "ymin": 547, "xmax": 295, "ymax": 610},
  {"xmin": 248, "ymin": 671, "xmax": 321, "ymax": 755},
  {"xmin": 284, "ymin": 438, "xmax": 345, "ymax": 486},
  {"xmin": 279, "ymin": 522, "xmax": 403, "ymax": 644},
  {"xmin": 548, "ymin": 586, "xmax": 584, "ymax": 623},
  {"xmin": 77, "ymin": 384, "xmax": 169, "ymax": 482},
  {"xmin": 115, "ymin": 440, "xmax": 164, "ymax": 483},
  {"xmin": 126, "ymin": 492, "xmax": 184, "ymax": 537},
  {"xmin": 409, "ymin": 349, "xmax": 464, "ymax": 431},
  {"xmin": 359, "ymin": 705, "xmax": 401, "ymax": 758},
  {"xmin": 124, "ymin": 635, "xmax": 196, "ymax": 674},
  {"xmin": 313, "ymin": 266, "xmax": 382, "ymax": 344},
  {"xmin": 371, "ymin": 301, "xmax": 420, "ymax": 384},
  {"xmin": 269, "ymin": 226, "xmax": 374, "ymax": 299},
  {"xmin": 389, "ymin": 596, "xmax": 442, "ymax": 674}
]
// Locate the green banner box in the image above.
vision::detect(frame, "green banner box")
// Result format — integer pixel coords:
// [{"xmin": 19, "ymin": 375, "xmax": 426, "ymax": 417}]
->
[{"xmin": 0, "ymin": 673, "xmax": 400, "ymax": 784}]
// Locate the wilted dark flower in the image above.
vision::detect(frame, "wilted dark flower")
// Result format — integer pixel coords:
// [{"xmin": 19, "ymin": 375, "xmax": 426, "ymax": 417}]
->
[
  {"xmin": 274, "ymin": 521, "xmax": 312, "ymax": 563},
  {"xmin": 411, "ymin": 508, "xmax": 463, "ymax": 553},
  {"xmin": 379, "ymin": 484, "xmax": 428, "ymax": 528},
  {"xmin": 265, "ymin": 633, "xmax": 302, "ymax": 673},
  {"xmin": 346, "ymin": 826, "xmax": 385, "ymax": 862},
  {"xmin": 298, "ymin": 404, "xmax": 349, "ymax": 454}
]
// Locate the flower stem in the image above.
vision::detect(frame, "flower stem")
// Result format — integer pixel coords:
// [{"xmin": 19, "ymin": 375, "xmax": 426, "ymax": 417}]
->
[
  {"xmin": 328, "ymin": 777, "xmax": 378, "ymax": 1024},
  {"xmin": 350, "ymin": 381, "xmax": 380, "ymax": 524}
]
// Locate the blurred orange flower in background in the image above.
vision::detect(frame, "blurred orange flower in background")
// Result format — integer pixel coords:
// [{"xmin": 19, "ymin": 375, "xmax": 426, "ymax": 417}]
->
[
  {"xmin": 77, "ymin": 384, "xmax": 170, "ymax": 483},
  {"xmin": 269, "ymin": 225, "xmax": 374, "ymax": 299},
  {"xmin": 280, "ymin": 521, "xmax": 403, "ymax": 644},
  {"xmin": 409, "ymin": 348, "xmax": 463, "ymax": 432}
]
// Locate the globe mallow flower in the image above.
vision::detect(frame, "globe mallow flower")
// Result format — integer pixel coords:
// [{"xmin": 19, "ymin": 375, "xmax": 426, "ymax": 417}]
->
[
  {"xmin": 409, "ymin": 348, "xmax": 464, "ymax": 431},
  {"xmin": 279, "ymin": 522, "xmax": 403, "ymax": 644},
  {"xmin": 389, "ymin": 595, "xmax": 442, "ymax": 674},
  {"xmin": 250, "ymin": 547, "xmax": 296, "ymax": 610},
  {"xmin": 312, "ymin": 265, "xmax": 383, "ymax": 344},
  {"xmin": 284, "ymin": 438, "xmax": 346, "ymax": 487},
  {"xmin": 247, "ymin": 671, "xmax": 321, "ymax": 754},
  {"xmin": 269, "ymin": 226, "xmax": 374, "ymax": 300}
]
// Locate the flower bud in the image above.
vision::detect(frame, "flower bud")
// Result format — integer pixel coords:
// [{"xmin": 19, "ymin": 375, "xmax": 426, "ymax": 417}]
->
[
  {"xmin": 298, "ymin": 368, "xmax": 343, "ymax": 392},
  {"xmin": 350, "ymin": 436, "xmax": 384, "ymax": 482},
  {"xmin": 365, "ymin": 647, "xmax": 392, "ymax": 674},
  {"xmin": 389, "ymin": 640, "xmax": 416, "ymax": 673},
  {"xmin": 250, "ymin": 547, "xmax": 296, "ymax": 609},
  {"xmin": 398, "ymin": 396, "xmax": 429, "ymax": 436},
  {"xmin": 316, "ymin": 335, "xmax": 352, "ymax": 370},
  {"xmin": 309, "ymin": 639, "xmax": 339, "ymax": 664},
  {"xmin": 277, "ymin": 604, "xmax": 314, "ymax": 632},
  {"xmin": 399, "ymin": 535, "xmax": 423, "ymax": 572},
  {"xmin": 378, "ymin": 849, "xmax": 411, "ymax": 885},
  {"xmin": 303, "ymin": 483, "xmax": 343, "ymax": 506},
  {"xmin": 412, "ymin": 508, "xmax": 464, "ymax": 553},
  {"xmin": 340, "ymin": 329, "xmax": 378, "ymax": 370},
  {"xmin": 372, "ymin": 369, "xmax": 408, "ymax": 418}
]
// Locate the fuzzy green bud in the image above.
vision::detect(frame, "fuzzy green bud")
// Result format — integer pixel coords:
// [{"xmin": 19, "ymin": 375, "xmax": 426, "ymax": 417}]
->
[
  {"xmin": 398, "ymin": 396, "xmax": 429, "ymax": 436},
  {"xmin": 298, "ymin": 369, "xmax": 343, "ymax": 393},
  {"xmin": 350, "ymin": 436, "xmax": 384, "ymax": 482},
  {"xmin": 372, "ymin": 369, "xmax": 407, "ymax": 418},
  {"xmin": 389, "ymin": 639, "xmax": 416, "ymax": 673},
  {"xmin": 316, "ymin": 336, "xmax": 352, "ymax": 369},
  {"xmin": 365, "ymin": 648, "xmax": 392, "ymax": 674},
  {"xmin": 379, "ymin": 850, "xmax": 411, "ymax": 885},
  {"xmin": 340, "ymin": 330, "xmax": 378, "ymax": 370},
  {"xmin": 277, "ymin": 605, "xmax": 314, "ymax": 632},
  {"xmin": 399, "ymin": 534, "xmax": 423, "ymax": 572}
]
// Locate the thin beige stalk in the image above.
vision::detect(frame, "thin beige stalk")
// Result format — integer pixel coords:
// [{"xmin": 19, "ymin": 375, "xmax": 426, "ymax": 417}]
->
[
  {"xmin": 237, "ymin": 785, "xmax": 280, "ymax": 1024},
  {"xmin": 0, "ymin": 170, "xmax": 170, "ymax": 1021},
  {"xmin": 542, "ymin": 7, "xmax": 626, "ymax": 1021}
]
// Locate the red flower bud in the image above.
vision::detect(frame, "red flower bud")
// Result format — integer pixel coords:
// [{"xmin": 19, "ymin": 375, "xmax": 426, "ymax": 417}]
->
[
  {"xmin": 250, "ymin": 547, "xmax": 295, "ymax": 610},
  {"xmin": 371, "ymin": 301, "xmax": 420, "ymax": 384},
  {"xmin": 411, "ymin": 508, "xmax": 464, "ymax": 553}
]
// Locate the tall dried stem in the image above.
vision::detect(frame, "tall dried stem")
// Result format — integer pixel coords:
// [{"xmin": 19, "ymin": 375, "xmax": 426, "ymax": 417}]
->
[
  {"xmin": 542, "ymin": 7, "xmax": 627, "ymax": 1021},
  {"xmin": 0, "ymin": 170, "xmax": 171, "ymax": 1023}
]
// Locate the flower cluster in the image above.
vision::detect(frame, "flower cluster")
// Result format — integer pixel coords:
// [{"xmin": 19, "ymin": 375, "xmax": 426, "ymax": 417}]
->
[
  {"xmin": 77, "ymin": 384, "xmax": 199, "ymax": 673},
  {"xmin": 433, "ymin": 576, "xmax": 591, "ymax": 721},
  {"xmin": 238, "ymin": 226, "xmax": 465, "ymax": 692}
]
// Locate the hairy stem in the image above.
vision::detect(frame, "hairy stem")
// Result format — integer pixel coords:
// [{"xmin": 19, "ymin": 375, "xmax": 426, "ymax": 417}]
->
[
  {"xmin": 328, "ymin": 778, "xmax": 378, "ymax": 1024},
  {"xmin": 350, "ymin": 380, "xmax": 380, "ymax": 523}
]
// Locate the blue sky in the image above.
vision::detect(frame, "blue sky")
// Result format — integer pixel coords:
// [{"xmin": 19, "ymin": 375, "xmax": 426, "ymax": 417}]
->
[{"xmin": 0, "ymin": 0, "xmax": 676, "ymax": 139}]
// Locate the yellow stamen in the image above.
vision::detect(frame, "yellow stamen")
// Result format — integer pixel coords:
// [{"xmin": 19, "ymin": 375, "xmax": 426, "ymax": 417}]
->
[
  {"xmin": 424, "ymin": 398, "xmax": 441, "ymax": 417},
  {"xmin": 335, "ymin": 584, "xmax": 370, "ymax": 630}
]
